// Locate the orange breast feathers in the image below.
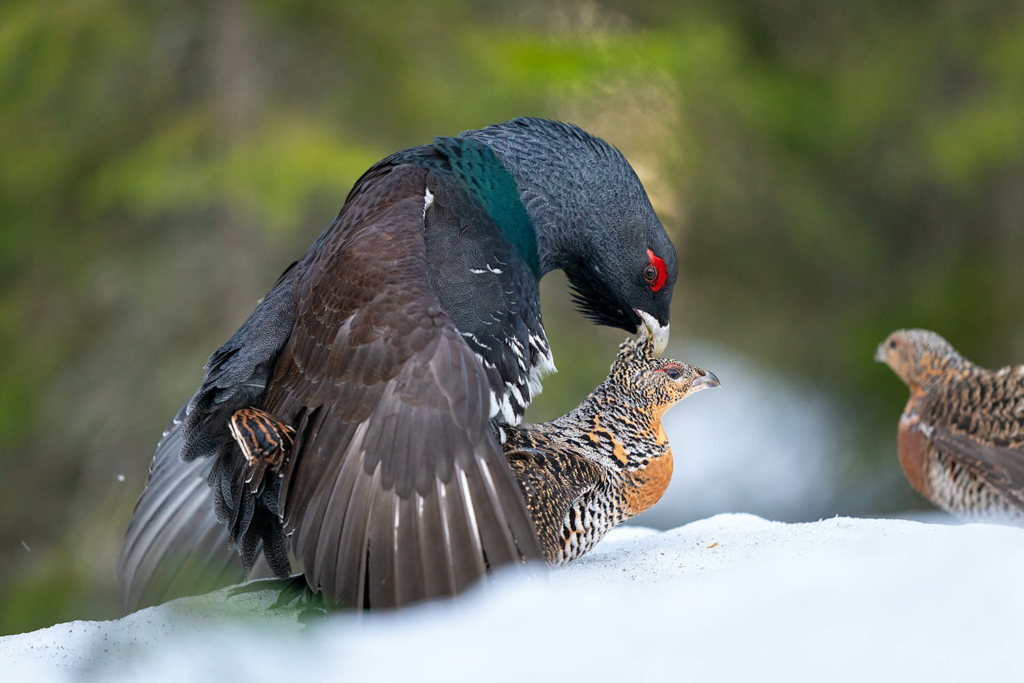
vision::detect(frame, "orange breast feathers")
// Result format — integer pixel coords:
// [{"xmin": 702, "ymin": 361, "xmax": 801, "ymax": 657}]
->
[{"xmin": 623, "ymin": 423, "xmax": 674, "ymax": 516}]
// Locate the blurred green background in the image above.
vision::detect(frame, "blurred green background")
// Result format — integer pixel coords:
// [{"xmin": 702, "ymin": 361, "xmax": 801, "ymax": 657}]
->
[{"xmin": 2, "ymin": 0, "xmax": 1024, "ymax": 635}]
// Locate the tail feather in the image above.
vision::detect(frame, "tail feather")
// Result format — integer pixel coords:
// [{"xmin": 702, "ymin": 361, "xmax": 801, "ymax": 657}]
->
[{"xmin": 117, "ymin": 403, "xmax": 273, "ymax": 613}]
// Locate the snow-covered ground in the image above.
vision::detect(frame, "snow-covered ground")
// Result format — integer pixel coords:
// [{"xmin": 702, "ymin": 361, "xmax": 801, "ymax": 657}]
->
[{"xmin": 4, "ymin": 513, "xmax": 1024, "ymax": 683}]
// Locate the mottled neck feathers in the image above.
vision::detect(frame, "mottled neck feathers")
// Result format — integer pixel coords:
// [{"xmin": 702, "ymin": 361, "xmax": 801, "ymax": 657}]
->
[{"xmin": 433, "ymin": 136, "xmax": 540, "ymax": 277}]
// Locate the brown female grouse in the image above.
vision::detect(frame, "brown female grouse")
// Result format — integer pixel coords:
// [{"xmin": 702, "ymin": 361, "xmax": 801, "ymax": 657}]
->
[
  {"xmin": 877, "ymin": 329, "xmax": 1024, "ymax": 524},
  {"xmin": 232, "ymin": 331, "xmax": 719, "ymax": 569},
  {"xmin": 501, "ymin": 332, "xmax": 720, "ymax": 564}
]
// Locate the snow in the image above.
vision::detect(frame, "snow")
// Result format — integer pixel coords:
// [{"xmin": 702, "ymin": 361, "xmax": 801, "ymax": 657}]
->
[{"xmin": 4, "ymin": 513, "xmax": 1024, "ymax": 683}]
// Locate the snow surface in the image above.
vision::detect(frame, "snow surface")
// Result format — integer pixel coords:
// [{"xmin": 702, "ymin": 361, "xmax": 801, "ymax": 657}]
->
[{"xmin": 4, "ymin": 513, "xmax": 1024, "ymax": 683}]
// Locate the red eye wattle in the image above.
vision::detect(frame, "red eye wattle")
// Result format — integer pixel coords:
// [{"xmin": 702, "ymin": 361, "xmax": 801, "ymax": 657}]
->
[
  {"xmin": 658, "ymin": 363, "xmax": 683, "ymax": 380},
  {"xmin": 645, "ymin": 249, "xmax": 667, "ymax": 292}
]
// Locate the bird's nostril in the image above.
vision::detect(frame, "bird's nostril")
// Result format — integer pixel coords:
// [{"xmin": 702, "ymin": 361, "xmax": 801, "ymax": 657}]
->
[{"xmin": 693, "ymin": 371, "xmax": 721, "ymax": 390}]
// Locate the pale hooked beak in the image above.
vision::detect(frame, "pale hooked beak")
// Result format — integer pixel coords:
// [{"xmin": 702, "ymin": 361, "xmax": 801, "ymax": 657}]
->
[
  {"xmin": 635, "ymin": 309, "xmax": 670, "ymax": 356},
  {"xmin": 692, "ymin": 371, "xmax": 721, "ymax": 392},
  {"xmin": 874, "ymin": 344, "xmax": 887, "ymax": 363}
]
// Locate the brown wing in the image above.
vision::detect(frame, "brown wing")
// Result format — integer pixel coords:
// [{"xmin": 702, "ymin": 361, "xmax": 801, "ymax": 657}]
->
[
  {"xmin": 504, "ymin": 445, "xmax": 604, "ymax": 564},
  {"xmin": 929, "ymin": 426, "xmax": 1024, "ymax": 513},
  {"xmin": 926, "ymin": 367, "xmax": 1024, "ymax": 448},
  {"xmin": 261, "ymin": 163, "xmax": 542, "ymax": 608}
]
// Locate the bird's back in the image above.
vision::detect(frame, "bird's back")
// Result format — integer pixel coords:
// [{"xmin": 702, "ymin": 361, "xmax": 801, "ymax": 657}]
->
[{"xmin": 901, "ymin": 365, "xmax": 1024, "ymax": 522}]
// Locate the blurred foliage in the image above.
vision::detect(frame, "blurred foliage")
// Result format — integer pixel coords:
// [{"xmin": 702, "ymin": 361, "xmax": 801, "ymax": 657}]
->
[{"xmin": 2, "ymin": 0, "xmax": 1024, "ymax": 635}]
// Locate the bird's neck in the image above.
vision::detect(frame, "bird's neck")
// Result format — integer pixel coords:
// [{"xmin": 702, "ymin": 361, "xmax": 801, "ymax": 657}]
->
[
  {"xmin": 432, "ymin": 137, "xmax": 542, "ymax": 278},
  {"xmin": 454, "ymin": 128, "xmax": 596, "ymax": 277},
  {"xmin": 559, "ymin": 381, "xmax": 675, "ymax": 516},
  {"xmin": 910, "ymin": 354, "xmax": 978, "ymax": 395},
  {"xmin": 553, "ymin": 381, "xmax": 670, "ymax": 471}
]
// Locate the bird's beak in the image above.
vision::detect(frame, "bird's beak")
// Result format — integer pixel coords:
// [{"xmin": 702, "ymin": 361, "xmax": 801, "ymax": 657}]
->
[
  {"xmin": 874, "ymin": 344, "xmax": 887, "ymax": 363},
  {"xmin": 635, "ymin": 309, "xmax": 670, "ymax": 356},
  {"xmin": 692, "ymin": 371, "xmax": 721, "ymax": 393}
]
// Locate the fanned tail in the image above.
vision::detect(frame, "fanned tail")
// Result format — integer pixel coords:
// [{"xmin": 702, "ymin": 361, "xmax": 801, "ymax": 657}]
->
[{"xmin": 117, "ymin": 403, "xmax": 274, "ymax": 613}]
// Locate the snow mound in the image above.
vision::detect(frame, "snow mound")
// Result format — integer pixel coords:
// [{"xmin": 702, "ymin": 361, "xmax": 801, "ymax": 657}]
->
[{"xmin": 4, "ymin": 514, "xmax": 1024, "ymax": 683}]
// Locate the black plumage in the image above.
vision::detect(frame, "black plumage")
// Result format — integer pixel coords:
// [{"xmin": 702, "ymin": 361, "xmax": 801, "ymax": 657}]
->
[
  {"xmin": 118, "ymin": 118, "xmax": 678, "ymax": 612},
  {"xmin": 117, "ymin": 405, "xmax": 274, "ymax": 610}
]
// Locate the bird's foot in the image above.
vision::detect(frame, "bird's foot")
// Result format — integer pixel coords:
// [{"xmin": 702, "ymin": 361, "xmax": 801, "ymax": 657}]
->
[
  {"xmin": 229, "ymin": 408, "xmax": 294, "ymax": 469},
  {"xmin": 228, "ymin": 574, "xmax": 327, "ymax": 623},
  {"xmin": 228, "ymin": 407, "xmax": 295, "ymax": 493}
]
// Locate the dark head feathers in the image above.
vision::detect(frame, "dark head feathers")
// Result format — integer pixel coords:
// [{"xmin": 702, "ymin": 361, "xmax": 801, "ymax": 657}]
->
[
  {"xmin": 462, "ymin": 117, "xmax": 624, "ymax": 165},
  {"xmin": 460, "ymin": 118, "xmax": 653, "ymax": 266},
  {"xmin": 461, "ymin": 117, "xmax": 678, "ymax": 333}
]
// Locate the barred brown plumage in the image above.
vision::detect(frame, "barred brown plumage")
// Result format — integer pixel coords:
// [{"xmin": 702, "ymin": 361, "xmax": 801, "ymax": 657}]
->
[
  {"xmin": 227, "ymin": 330, "xmax": 720, "ymax": 568},
  {"xmin": 502, "ymin": 331, "xmax": 720, "ymax": 564},
  {"xmin": 228, "ymin": 408, "xmax": 294, "ymax": 493},
  {"xmin": 229, "ymin": 409, "xmax": 293, "ymax": 466},
  {"xmin": 877, "ymin": 329, "xmax": 1024, "ymax": 524}
]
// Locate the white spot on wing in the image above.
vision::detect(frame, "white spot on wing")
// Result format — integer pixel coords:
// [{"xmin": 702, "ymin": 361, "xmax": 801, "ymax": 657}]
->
[
  {"xmin": 472, "ymin": 350, "xmax": 496, "ymax": 370},
  {"xmin": 423, "ymin": 187, "xmax": 434, "ymax": 218},
  {"xmin": 506, "ymin": 382, "xmax": 525, "ymax": 408},
  {"xmin": 462, "ymin": 331, "xmax": 486, "ymax": 347},
  {"xmin": 490, "ymin": 388, "xmax": 519, "ymax": 425},
  {"xmin": 489, "ymin": 391, "xmax": 500, "ymax": 419},
  {"xmin": 505, "ymin": 336, "xmax": 528, "ymax": 370},
  {"xmin": 526, "ymin": 332, "xmax": 557, "ymax": 397}
]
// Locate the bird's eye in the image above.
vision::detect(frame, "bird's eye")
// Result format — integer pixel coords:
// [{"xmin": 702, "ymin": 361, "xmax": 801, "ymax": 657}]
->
[
  {"xmin": 889, "ymin": 339, "xmax": 899, "ymax": 349},
  {"xmin": 662, "ymin": 366, "xmax": 681, "ymax": 380},
  {"xmin": 645, "ymin": 249, "xmax": 667, "ymax": 292}
]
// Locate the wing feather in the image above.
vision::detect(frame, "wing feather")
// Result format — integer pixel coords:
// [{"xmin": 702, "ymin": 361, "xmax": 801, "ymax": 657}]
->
[
  {"xmin": 122, "ymin": 148, "xmax": 545, "ymax": 612},
  {"xmin": 259, "ymin": 164, "xmax": 541, "ymax": 607},
  {"xmin": 930, "ymin": 427, "xmax": 1024, "ymax": 512},
  {"xmin": 117, "ymin": 406, "xmax": 270, "ymax": 613}
]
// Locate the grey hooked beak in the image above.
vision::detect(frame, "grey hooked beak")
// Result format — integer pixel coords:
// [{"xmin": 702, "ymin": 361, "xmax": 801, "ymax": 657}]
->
[
  {"xmin": 874, "ymin": 344, "xmax": 887, "ymax": 363},
  {"xmin": 635, "ymin": 309, "xmax": 670, "ymax": 356},
  {"xmin": 692, "ymin": 371, "xmax": 721, "ymax": 392}
]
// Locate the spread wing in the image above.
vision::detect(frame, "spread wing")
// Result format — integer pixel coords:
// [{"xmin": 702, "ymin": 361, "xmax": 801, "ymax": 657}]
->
[
  {"xmin": 260, "ymin": 163, "xmax": 542, "ymax": 608},
  {"xmin": 117, "ymin": 404, "xmax": 274, "ymax": 612},
  {"xmin": 929, "ymin": 427, "xmax": 1024, "ymax": 513}
]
